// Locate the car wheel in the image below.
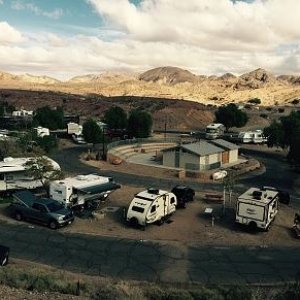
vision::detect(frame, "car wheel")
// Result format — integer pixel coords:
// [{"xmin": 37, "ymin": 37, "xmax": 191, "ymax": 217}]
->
[
  {"xmin": 129, "ymin": 217, "xmax": 139, "ymax": 228},
  {"xmin": 48, "ymin": 220, "xmax": 58, "ymax": 230},
  {"xmin": 15, "ymin": 212, "xmax": 23, "ymax": 221}
]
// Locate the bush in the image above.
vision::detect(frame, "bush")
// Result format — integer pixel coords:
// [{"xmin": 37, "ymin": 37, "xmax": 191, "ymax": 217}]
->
[
  {"xmin": 260, "ymin": 113, "xmax": 268, "ymax": 119},
  {"xmin": 278, "ymin": 108, "xmax": 285, "ymax": 113},
  {"xmin": 266, "ymin": 107, "xmax": 273, "ymax": 111},
  {"xmin": 291, "ymin": 99, "xmax": 300, "ymax": 105},
  {"xmin": 247, "ymin": 98, "xmax": 261, "ymax": 104}
]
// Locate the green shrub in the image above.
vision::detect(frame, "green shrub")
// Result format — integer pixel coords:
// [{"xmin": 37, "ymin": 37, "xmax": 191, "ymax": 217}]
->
[
  {"xmin": 248, "ymin": 98, "xmax": 261, "ymax": 104},
  {"xmin": 291, "ymin": 99, "xmax": 300, "ymax": 105},
  {"xmin": 278, "ymin": 108, "xmax": 285, "ymax": 113}
]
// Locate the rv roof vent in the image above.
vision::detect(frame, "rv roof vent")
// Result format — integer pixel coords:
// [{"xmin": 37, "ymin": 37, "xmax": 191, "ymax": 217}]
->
[
  {"xmin": 148, "ymin": 188, "xmax": 159, "ymax": 195},
  {"xmin": 252, "ymin": 190, "xmax": 262, "ymax": 200},
  {"xmin": 77, "ymin": 175, "xmax": 87, "ymax": 180}
]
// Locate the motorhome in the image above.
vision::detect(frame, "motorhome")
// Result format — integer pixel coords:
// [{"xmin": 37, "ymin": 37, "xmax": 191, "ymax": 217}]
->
[
  {"xmin": 49, "ymin": 174, "xmax": 121, "ymax": 209},
  {"xmin": 0, "ymin": 156, "xmax": 60, "ymax": 193},
  {"xmin": 126, "ymin": 188, "xmax": 177, "ymax": 227},
  {"xmin": 67, "ymin": 122, "xmax": 82, "ymax": 135},
  {"xmin": 205, "ymin": 123, "xmax": 225, "ymax": 139},
  {"xmin": 34, "ymin": 126, "xmax": 50, "ymax": 137},
  {"xmin": 237, "ymin": 130, "xmax": 267, "ymax": 144},
  {"xmin": 235, "ymin": 187, "xmax": 279, "ymax": 231}
]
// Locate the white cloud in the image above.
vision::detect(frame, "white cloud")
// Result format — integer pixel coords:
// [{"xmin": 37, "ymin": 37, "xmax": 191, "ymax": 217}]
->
[
  {"xmin": 1, "ymin": 0, "xmax": 300, "ymax": 78},
  {"xmin": 11, "ymin": 1, "xmax": 63, "ymax": 19},
  {"xmin": 0, "ymin": 22, "xmax": 23, "ymax": 44}
]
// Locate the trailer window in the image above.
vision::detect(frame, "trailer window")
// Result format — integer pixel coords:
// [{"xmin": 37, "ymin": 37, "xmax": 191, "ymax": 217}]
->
[
  {"xmin": 170, "ymin": 197, "xmax": 175, "ymax": 204},
  {"xmin": 150, "ymin": 205, "xmax": 156, "ymax": 213},
  {"xmin": 132, "ymin": 206, "xmax": 144, "ymax": 213}
]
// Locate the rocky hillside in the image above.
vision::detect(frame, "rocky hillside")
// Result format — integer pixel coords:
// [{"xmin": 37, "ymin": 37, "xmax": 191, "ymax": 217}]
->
[{"xmin": 0, "ymin": 67, "xmax": 300, "ymax": 105}]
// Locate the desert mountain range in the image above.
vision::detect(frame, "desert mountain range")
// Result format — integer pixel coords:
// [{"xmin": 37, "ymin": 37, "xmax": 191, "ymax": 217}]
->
[{"xmin": 1, "ymin": 67, "xmax": 300, "ymax": 105}]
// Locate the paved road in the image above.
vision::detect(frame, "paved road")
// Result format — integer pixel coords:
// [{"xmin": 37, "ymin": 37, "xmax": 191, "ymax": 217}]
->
[
  {"xmin": 51, "ymin": 145, "xmax": 300, "ymax": 204},
  {"xmin": 1, "ymin": 222, "xmax": 300, "ymax": 284}
]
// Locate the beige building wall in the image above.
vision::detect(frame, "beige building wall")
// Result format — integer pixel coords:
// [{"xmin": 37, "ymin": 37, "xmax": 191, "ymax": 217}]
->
[
  {"xmin": 162, "ymin": 150, "xmax": 176, "ymax": 167},
  {"xmin": 229, "ymin": 149, "xmax": 239, "ymax": 163},
  {"xmin": 208, "ymin": 153, "xmax": 220, "ymax": 164},
  {"xmin": 179, "ymin": 151, "xmax": 200, "ymax": 169}
]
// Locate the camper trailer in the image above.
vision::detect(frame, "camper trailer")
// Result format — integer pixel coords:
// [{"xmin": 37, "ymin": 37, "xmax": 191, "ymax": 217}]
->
[
  {"xmin": 0, "ymin": 157, "xmax": 60, "ymax": 193},
  {"xmin": 236, "ymin": 187, "xmax": 279, "ymax": 231},
  {"xmin": 126, "ymin": 188, "xmax": 177, "ymax": 227},
  {"xmin": 205, "ymin": 123, "xmax": 225, "ymax": 139},
  {"xmin": 237, "ymin": 130, "xmax": 267, "ymax": 144},
  {"xmin": 49, "ymin": 174, "xmax": 120, "ymax": 209},
  {"xmin": 67, "ymin": 122, "xmax": 82, "ymax": 135}
]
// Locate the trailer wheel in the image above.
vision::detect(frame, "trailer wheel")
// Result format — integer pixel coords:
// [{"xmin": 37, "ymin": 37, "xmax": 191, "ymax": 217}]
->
[
  {"xmin": 248, "ymin": 221, "xmax": 257, "ymax": 232},
  {"xmin": 129, "ymin": 217, "xmax": 139, "ymax": 228},
  {"xmin": 265, "ymin": 224, "xmax": 271, "ymax": 232},
  {"xmin": 15, "ymin": 211, "xmax": 23, "ymax": 221},
  {"xmin": 158, "ymin": 217, "xmax": 165, "ymax": 225},
  {"xmin": 48, "ymin": 220, "xmax": 58, "ymax": 230}
]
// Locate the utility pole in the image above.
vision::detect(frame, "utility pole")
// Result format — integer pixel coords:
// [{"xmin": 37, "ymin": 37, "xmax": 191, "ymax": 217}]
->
[{"xmin": 164, "ymin": 114, "xmax": 167, "ymax": 141}]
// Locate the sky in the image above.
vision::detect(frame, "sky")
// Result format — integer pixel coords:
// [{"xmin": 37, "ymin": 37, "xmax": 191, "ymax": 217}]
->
[{"xmin": 0, "ymin": 0, "xmax": 300, "ymax": 80}]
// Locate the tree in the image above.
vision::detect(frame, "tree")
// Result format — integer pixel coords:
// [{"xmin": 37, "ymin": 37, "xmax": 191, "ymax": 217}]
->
[
  {"xmin": 127, "ymin": 109, "xmax": 153, "ymax": 138},
  {"xmin": 263, "ymin": 121, "xmax": 285, "ymax": 148},
  {"xmin": 24, "ymin": 156, "xmax": 64, "ymax": 192},
  {"xmin": 0, "ymin": 102, "xmax": 15, "ymax": 117},
  {"xmin": 33, "ymin": 106, "xmax": 64, "ymax": 130},
  {"xmin": 104, "ymin": 106, "xmax": 127, "ymax": 129},
  {"xmin": 82, "ymin": 119, "xmax": 102, "ymax": 144},
  {"xmin": 215, "ymin": 104, "xmax": 248, "ymax": 130}
]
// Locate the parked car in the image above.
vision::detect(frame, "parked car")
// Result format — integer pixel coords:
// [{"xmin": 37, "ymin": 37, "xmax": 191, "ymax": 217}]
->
[
  {"xmin": 171, "ymin": 185, "xmax": 195, "ymax": 208},
  {"xmin": 261, "ymin": 186, "xmax": 290, "ymax": 205},
  {"xmin": 0, "ymin": 245, "xmax": 9, "ymax": 266},
  {"xmin": 10, "ymin": 190, "xmax": 74, "ymax": 229}
]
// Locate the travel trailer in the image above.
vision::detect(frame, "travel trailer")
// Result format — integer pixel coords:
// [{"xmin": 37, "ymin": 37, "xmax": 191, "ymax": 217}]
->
[
  {"xmin": 237, "ymin": 130, "xmax": 267, "ymax": 144},
  {"xmin": 49, "ymin": 174, "xmax": 120, "ymax": 209},
  {"xmin": 205, "ymin": 123, "xmax": 225, "ymax": 139},
  {"xmin": 235, "ymin": 187, "xmax": 279, "ymax": 231},
  {"xmin": 0, "ymin": 156, "xmax": 61, "ymax": 193},
  {"xmin": 34, "ymin": 126, "xmax": 50, "ymax": 137},
  {"xmin": 126, "ymin": 188, "xmax": 177, "ymax": 227},
  {"xmin": 67, "ymin": 122, "xmax": 82, "ymax": 135}
]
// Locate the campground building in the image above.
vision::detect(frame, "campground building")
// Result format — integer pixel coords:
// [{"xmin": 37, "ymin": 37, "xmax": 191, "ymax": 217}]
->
[{"xmin": 162, "ymin": 139, "xmax": 239, "ymax": 171}]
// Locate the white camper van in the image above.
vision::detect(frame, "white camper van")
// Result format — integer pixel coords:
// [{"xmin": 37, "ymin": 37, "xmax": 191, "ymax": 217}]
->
[
  {"xmin": 0, "ymin": 156, "xmax": 60, "ymax": 193},
  {"xmin": 126, "ymin": 188, "xmax": 177, "ymax": 227},
  {"xmin": 205, "ymin": 123, "xmax": 225, "ymax": 139},
  {"xmin": 49, "ymin": 174, "xmax": 120, "ymax": 209},
  {"xmin": 237, "ymin": 130, "xmax": 267, "ymax": 144},
  {"xmin": 236, "ymin": 187, "xmax": 278, "ymax": 231}
]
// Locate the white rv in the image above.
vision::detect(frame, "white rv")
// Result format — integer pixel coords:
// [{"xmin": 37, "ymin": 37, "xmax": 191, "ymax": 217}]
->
[
  {"xmin": 205, "ymin": 123, "xmax": 225, "ymax": 139},
  {"xmin": 126, "ymin": 188, "xmax": 177, "ymax": 227},
  {"xmin": 237, "ymin": 130, "xmax": 267, "ymax": 144},
  {"xmin": 0, "ymin": 156, "xmax": 60, "ymax": 193},
  {"xmin": 49, "ymin": 174, "xmax": 121, "ymax": 208},
  {"xmin": 235, "ymin": 187, "xmax": 279, "ymax": 231},
  {"xmin": 67, "ymin": 122, "xmax": 82, "ymax": 135},
  {"xmin": 34, "ymin": 126, "xmax": 50, "ymax": 137}
]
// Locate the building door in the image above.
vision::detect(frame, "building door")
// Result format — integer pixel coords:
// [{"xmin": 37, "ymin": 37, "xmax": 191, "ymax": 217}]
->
[
  {"xmin": 175, "ymin": 150, "xmax": 180, "ymax": 168},
  {"xmin": 222, "ymin": 151, "xmax": 229, "ymax": 164}
]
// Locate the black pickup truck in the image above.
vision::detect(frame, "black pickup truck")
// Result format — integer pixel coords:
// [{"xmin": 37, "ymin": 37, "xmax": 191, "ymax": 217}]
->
[{"xmin": 10, "ymin": 190, "xmax": 74, "ymax": 229}]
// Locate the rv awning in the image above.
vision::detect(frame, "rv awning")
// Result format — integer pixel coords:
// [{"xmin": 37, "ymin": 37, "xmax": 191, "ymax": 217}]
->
[{"xmin": 77, "ymin": 182, "xmax": 121, "ymax": 195}]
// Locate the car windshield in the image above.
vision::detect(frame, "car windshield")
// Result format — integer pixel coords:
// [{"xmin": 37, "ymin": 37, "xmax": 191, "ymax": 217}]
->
[
  {"xmin": 46, "ymin": 202, "xmax": 64, "ymax": 212},
  {"xmin": 206, "ymin": 128, "xmax": 217, "ymax": 133}
]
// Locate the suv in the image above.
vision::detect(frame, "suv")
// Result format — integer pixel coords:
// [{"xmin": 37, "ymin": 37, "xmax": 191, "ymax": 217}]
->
[
  {"xmin": 11, "ymin": 190, "xmax": 74, "ymax": 229},
  {"xmin": 171, "ymin": 185, "xmax": 195, "ymax": 208}
]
